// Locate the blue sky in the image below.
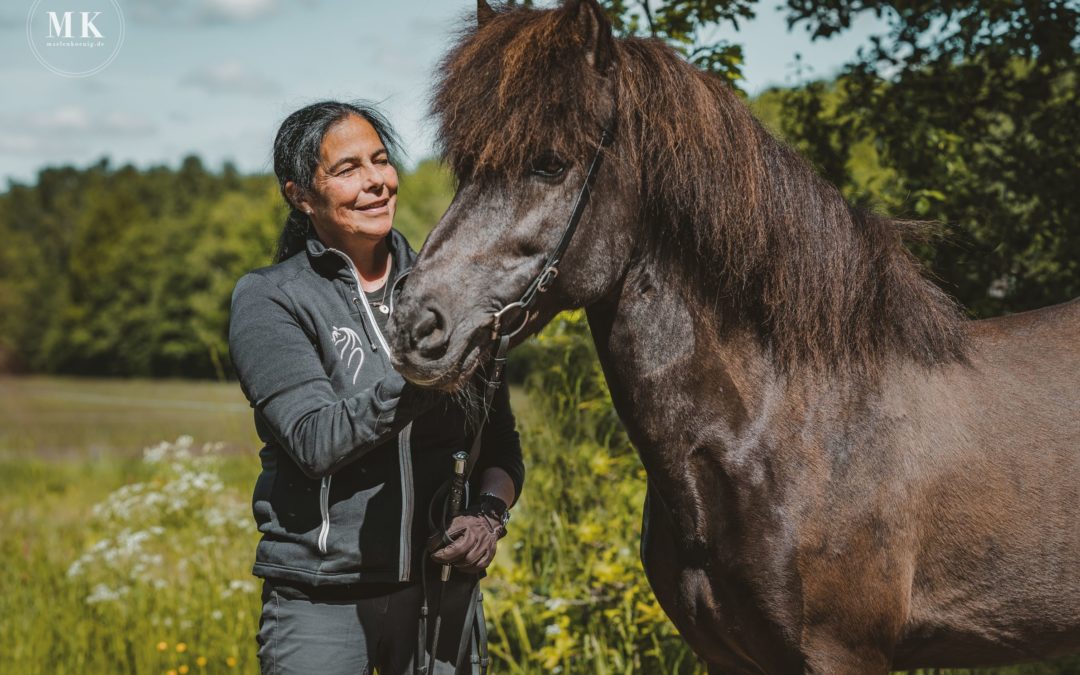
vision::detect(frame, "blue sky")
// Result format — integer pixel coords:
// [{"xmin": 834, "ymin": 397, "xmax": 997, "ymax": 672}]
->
[{"xmin": 1, "ymin": 0, "xmax": 882, "ymax": 187}]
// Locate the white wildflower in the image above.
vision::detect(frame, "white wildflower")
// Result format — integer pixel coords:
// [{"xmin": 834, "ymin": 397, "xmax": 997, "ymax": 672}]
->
[{"xmin": 85, "ymin": 583, "xmax": 129, "ymax": 604}]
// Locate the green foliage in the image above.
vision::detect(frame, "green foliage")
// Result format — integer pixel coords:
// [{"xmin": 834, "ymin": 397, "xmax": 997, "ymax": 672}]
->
[
  {"xmin": 599, "ymin": 0, "xmax": 754, "ymax": 85},
  {"xmin": 774, "ymin": 0, "xmax": 1080, "ymax": 317},
  {"xmin": 395, "ymin": 158, "xmax": 456, "ymax": 250}
]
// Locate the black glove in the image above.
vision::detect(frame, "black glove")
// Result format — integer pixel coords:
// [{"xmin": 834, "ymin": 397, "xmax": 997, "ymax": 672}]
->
[{"xmin": 428, "ymin": 495, "xmax": 509, "ymax": 574}]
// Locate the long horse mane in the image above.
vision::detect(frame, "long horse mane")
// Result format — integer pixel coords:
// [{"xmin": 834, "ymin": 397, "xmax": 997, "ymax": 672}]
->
[{"xmin": 433, "ymin": 2, "xmax": 969, "ymax": 374}]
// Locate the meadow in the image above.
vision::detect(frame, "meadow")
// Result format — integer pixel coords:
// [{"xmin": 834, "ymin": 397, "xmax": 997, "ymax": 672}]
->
[
  {"xmin": 0, "ymin": 363, "xmax": 693, "ymax": 674},
  {"xmin": 2, "ymin": 319, "xmax": 1078, "ymax": 674}
]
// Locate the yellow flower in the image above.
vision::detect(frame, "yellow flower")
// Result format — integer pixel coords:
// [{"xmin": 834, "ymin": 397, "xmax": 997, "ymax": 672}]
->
[
  {"xmin": 156, "ymin": 642, "xmax": 168, "ymax": 652},
  {"xmin": 167, "ymin": 670, "xmax": 177, "ymax": 675},
  {"xmin": 195, "ymin": 656, "xmax": 207, "ymax": 668},
  {"xmin": 589, "ymin": 453, "xmax": 612, "ymax": 476},
  {"xmin": 593, "ymin": 560, "xmax": 625, "ymax": 585},
  {"xmin": 576, "ymin": 521, "xmax": 602, "ymax": 544},
  {"xmin": 179, "ymin": 667, "xmax": 189, "ymax": 675},
  {"xmin": 176, "ymin": 643, "xmax": 187, "ymax": 653},
  {"xmin": 226, "ymin": 656, "xmax": 238, "ymax": 668}
]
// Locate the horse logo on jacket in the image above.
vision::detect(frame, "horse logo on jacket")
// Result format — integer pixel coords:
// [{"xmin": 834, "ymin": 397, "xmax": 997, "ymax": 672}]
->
[{"xmin": 331, "ymin": 326, "xmax": 364, "ymax": 385}]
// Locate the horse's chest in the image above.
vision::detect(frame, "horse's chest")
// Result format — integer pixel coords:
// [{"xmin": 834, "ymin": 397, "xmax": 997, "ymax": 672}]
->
[{"xmin": 641, "ymin": 484, "xmax": 803, "ymax": 672}]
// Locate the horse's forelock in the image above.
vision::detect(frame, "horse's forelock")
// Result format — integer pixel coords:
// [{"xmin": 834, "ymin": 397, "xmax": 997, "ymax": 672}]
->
[{"xmin": 432, "ymin": 5, "xmax": 611, "ymax": 180}]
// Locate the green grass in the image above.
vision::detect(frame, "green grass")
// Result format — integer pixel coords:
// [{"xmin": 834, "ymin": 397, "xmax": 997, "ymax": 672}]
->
[
  {"xmin": 0, "ymin": 375, "xmax": 259, "ymax": 459},
  {"xmin": 1, "ymin": 373, "xmax": 1077, "ymax": 675}
]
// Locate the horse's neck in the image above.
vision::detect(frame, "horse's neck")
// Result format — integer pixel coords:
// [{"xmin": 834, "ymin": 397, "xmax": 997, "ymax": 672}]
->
[
  {"xmin": 585, "ymin": 256, "xmax": 783, "ymax": 498},
  {"xmin": 584, "ymin": 254, "xmax": 884, "ymax": 551}
]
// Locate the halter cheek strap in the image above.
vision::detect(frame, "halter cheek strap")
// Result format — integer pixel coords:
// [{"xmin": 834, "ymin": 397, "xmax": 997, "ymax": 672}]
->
[{"xmin": 490, "ymin": 125, "xmax": 615, "ymax": 341}]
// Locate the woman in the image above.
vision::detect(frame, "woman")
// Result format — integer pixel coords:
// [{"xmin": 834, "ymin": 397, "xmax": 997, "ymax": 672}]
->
[{"xmin": 228, "ymin": 100, "xmax": 524, "ymax": 674}]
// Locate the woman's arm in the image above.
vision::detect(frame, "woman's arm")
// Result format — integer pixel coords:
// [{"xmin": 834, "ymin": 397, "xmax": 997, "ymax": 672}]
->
[
  {"xmin": 472, "ymin": 382, "xmax": 525, "ymax": 506},
  {"xmin": 229, "ymin": 272, "xmax": 435, "ymax": 478}
]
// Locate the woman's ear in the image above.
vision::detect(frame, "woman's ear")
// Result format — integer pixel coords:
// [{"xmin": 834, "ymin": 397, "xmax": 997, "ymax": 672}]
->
[{"xmin": 284, "ymin": 180, "xmax": 313, "ymax": 215}]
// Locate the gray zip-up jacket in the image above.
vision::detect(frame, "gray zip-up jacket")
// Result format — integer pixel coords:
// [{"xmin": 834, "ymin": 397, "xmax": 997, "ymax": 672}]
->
[{"xmin": 228, "ymin": 228, "xmax": 524, "ymax": 587}]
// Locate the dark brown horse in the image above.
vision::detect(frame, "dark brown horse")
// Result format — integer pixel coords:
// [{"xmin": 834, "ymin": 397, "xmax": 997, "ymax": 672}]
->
[{"xmin": 385, "ymin": 1, "xmax": 1080, "ymax": 672}]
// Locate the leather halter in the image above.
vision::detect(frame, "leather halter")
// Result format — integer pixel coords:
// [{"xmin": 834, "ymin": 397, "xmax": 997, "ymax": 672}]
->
[{"xmin": 489, "ymin": 125, "xmax": 616, "ymax": 341}]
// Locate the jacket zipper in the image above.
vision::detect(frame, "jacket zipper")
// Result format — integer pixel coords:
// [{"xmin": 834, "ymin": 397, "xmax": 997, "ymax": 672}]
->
[
  {"xmin": 318, "ymin": 475, "xmax": 332, "ymax": 554},
  {"xmin": 326, "ymin": 248, "xmax": 415, "ymax": 580},
  {"xmin": 397, "ymin": 422, "xmax": 415, "ymax": 581}
]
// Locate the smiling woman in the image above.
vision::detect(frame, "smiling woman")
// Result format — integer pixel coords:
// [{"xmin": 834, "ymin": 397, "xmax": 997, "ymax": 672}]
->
[
  {"xmin": 284, "ymin": 113, "xmax": 399, "ymax": 289},
  {"xmin": 227, "ymin": 100, "xmax": 526, "ymax": 674}
]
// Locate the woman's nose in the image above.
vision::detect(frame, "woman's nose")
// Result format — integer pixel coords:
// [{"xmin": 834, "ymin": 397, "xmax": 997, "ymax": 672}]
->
[{"xmin": 359, "ymin": 166, "xmax": 384, "ymax": 194}]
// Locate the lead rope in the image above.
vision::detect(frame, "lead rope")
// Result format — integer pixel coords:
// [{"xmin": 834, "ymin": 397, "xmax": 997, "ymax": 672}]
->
[{"xmin": 417, "ymin": 335, "xmax": 509, "ymax": 674}]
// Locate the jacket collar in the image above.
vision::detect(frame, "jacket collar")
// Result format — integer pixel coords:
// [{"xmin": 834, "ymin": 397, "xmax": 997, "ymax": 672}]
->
[{"xmin": 305, "ymin": 228, "xmax": 416, "ymax": 281}]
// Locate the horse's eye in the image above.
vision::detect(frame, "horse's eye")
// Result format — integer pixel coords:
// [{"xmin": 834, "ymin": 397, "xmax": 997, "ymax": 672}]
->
[{"xmin": 530, "ymin": 152, "xmax": 566, "ymax": 180}]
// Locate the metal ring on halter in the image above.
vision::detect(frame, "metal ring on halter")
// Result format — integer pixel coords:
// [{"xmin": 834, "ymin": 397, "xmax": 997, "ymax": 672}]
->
[
  {"xmin": 535, "ymin": 266, "xmax": 559, "ymax": 293},
  {"xmin": 490, "ymin": 301, "xmax": 532, "ymax": 340}
]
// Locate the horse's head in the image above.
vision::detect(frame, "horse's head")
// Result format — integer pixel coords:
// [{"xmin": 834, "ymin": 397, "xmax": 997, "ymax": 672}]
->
[{"xmin": 387, "ymin": 0, "xmax": 639, "ymax": 390}]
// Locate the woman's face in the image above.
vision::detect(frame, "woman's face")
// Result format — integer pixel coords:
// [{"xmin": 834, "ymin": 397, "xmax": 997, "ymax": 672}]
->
[{"xmin": 291, "ymin": 114, "xmax": 398, "ymax": 246}]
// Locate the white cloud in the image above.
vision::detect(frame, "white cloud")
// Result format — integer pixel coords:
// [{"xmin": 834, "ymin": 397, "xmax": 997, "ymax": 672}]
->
[
  {"xmin": 11, "ymin": 105, "xmax": 158, "ymax": 138},
  {"xmin": 200, "ymin": 0, "xmax": 278, "ymax": 22},
  {"xmin": 182, "ymin": 62, "xmax": 281, "ymax": 97},
  {"xmin": 34, "ymin": 106, "xmax": 92, "ymax": 133},
  {"xmin": 127, "ymin": 0, "xmax": 318, "ymax": 24}
]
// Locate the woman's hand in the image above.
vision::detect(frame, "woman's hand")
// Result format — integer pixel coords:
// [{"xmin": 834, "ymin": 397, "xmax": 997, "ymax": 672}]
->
[{"xmin": 428, "ymin": 493, "xmax": 509, "ymax": 573}]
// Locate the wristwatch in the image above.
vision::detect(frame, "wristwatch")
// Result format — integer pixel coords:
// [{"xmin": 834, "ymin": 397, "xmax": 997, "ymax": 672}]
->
[{"xmin": 476, "ymin": 492, "xmax": 511, "ymax": 527}]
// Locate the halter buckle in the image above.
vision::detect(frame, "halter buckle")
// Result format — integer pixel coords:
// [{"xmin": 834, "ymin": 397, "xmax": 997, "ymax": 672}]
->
[{"xmin": 536, "ymin": 266, "xmax": 559, "ymax": 294}]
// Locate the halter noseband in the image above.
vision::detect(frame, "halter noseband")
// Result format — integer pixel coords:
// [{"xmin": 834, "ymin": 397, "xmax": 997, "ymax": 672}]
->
[{"xmin": 489, "ymin": 125, "xmax": 616, "ymax": 341}]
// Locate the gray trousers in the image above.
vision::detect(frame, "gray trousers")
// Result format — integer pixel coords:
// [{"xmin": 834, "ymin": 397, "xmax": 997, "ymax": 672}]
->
[{"xmin": 256, "ymin": 572, "xmax": 485, "ymax": 675}]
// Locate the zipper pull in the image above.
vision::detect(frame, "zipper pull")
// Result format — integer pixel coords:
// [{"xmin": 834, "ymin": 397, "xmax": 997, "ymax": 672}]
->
[{"xmin": 352, "ymin": 297, "xmax": 379, "ymax": 352}]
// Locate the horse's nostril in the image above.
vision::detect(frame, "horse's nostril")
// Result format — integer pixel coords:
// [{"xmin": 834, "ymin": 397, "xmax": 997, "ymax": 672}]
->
[
  {"xmin": 413, "ymin": 303, "xmax": 448, "ymax": 358},
  {"xmin": 417, "ymin": 305, "xmax": 443, "ymax": 334}
]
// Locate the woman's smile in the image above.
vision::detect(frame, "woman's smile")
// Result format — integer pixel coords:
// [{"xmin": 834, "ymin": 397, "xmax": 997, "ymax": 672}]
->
[{"xmin": 356, "ymin": 197, "xmax": 390, "ymax": 215}]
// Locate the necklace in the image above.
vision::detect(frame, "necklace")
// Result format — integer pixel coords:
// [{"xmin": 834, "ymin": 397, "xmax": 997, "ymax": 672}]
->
[{"xmin": 365, "ymin": 254, "xmax": 393, "ymax": 314}]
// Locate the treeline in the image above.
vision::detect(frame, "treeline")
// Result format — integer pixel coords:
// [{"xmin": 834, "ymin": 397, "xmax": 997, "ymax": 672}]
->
[
  {"xmin": 0, "ymin": 156, "xmax": 453, "ymax": 377},
  {"xmin": 2, "ymin": 53, "xmax": 1077, "ymax": 379}
]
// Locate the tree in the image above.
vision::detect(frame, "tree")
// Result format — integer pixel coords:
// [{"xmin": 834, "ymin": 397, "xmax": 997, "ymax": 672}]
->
[
  {"xmin": 777, "ymin": 0, "xmax": 1080, "ymax": 316},
  {"xmin": 600, "ymin": 0, "xmax": 756, "ymax": 84}
]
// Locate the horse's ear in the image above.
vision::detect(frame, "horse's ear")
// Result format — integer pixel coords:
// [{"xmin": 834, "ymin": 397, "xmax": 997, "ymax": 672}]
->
[
  {"xmin": 566, "ymin": 0, "xmax": 614, "ymax": 74},
  {"xmin": 477, "ymin": 0, "xmax": 496, "ymax": 28}
]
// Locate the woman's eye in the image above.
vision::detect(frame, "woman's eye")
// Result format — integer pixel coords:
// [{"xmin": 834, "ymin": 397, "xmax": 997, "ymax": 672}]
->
[
  {"xmin": 530, "ymin": 152, "xmax": 566, "ymax": 179},
  {"xmin": 336, "ymin": 166, "xmax": 356, "ymax": 177}
]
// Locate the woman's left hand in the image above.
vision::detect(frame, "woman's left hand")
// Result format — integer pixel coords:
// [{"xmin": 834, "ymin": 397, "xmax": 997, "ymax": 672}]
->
[{"xmin": 429, "ymin": 511, "xmax": 505, "ymax": 573}]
